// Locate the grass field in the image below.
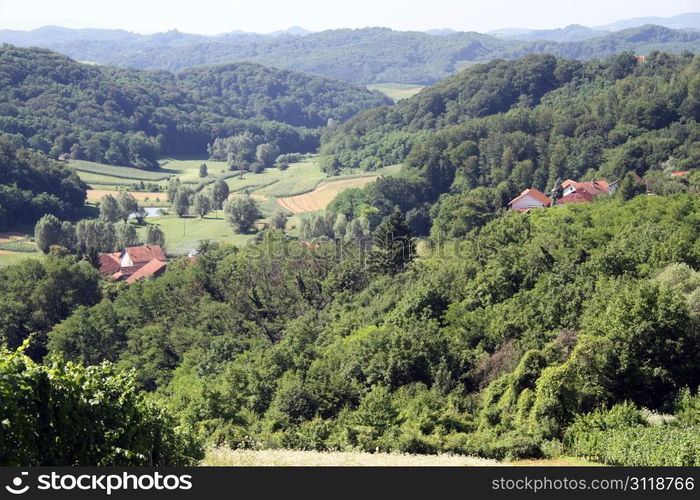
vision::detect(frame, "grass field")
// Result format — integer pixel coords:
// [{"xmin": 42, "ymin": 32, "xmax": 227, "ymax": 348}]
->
[
  {"xmin": 136, "ymin": 214, "xmax": 256, "ymax": 255},
  {"xmin": 0, "ymin": 250, "xmax": 45, "ymax": 267},
  {"xmin": 158, "ymin": 157, "xmax": 230, "ymax": 183},
  {"xmin": 0, "ymin": 231, "xmax": 42, "ymax": 267},
  {"xmin": 202, "ymin": 448, "xmax": 500, "ymax": 466},
  {"xmin": 367, "ymin": 83, "xmax": 425, "ymax": 102},
  {"xmin": 71, "ymin": 157, "xmax": 231, "ymax": 190},
  {"xmin": 69, "ymin": 160, "xmax": 174, "ymax": 181}
]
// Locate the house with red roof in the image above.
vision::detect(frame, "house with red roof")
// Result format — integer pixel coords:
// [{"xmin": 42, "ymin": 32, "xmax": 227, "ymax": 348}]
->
[
  {"xmin": 125, "ymin": 259, "xmax": 167, "ymax": 284},
  {"xmin": 555, "ymin": 178, "xmax": 617, "ymax": 205},
  {"xmin": 557, "ymin": 189, "xmax": 594, "ymax": 205},
  {"xmin": 508, "ymin": 188, "xmax": 551, "ymax": 212},
  {"xmin": 561, "ymin": 179, "xmax": 612, "ymax": 197},
  {"xmin": 98, "ymin": 245, "xmax": 167, "ymax": 283}
]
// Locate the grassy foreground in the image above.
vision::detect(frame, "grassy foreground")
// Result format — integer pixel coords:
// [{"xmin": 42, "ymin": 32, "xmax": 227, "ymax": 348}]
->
[
  {"xmin": 202, "ymin": 448, "xmax": 602, "ymax": 467},
  {"xmin": 202, "ymin": 448, "xmax": 500, "ymax": 466}
]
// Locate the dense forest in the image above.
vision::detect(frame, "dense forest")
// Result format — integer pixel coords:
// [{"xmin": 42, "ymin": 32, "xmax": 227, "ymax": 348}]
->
[
  {"xmin": 321, "ymin": 51, "xmax": 700, "ymax": 235},
  {"xmin": 2, "ymin": 194, "xmax": 698, "ymax": 464},
  {"xmin": 0, "ymin": 138, "xmax": 87, "ymax": 230},
  {"xmin": 0, "ymin": 45, "xmax": 389, "ymax": 168},
  {"xmin": 1, "ymin": 25, "xmax": 699, "ymax": 84}
]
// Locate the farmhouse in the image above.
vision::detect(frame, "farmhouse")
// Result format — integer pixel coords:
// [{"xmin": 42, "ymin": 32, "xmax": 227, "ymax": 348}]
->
[
  {"xmin": 99, "ymin": 245, "xmax": 167, "ymax": 283},
  {"xmin": 561, "ymin": 179, "xmax": 613, "ymax": 197},
  {"xmin": 556, "ymin": 189, "xmax": 594, "ymax": 205},
  {"xmin": 508, "ymin": 188, "xmax": 551, "ymax": 212}
]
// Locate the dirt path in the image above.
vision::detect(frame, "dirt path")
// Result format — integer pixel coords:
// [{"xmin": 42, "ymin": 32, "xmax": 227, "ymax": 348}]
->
[{"xmin": 277, "ymin": 176, "xmax": 378, "ymax": 214}]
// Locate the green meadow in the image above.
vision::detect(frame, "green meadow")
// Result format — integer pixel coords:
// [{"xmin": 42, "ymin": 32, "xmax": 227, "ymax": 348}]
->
[
  {"xmin": 136, "ymin": 214, "xmax": 256, "ymax": 255},
  {"xmin": 367, "ymin": 82, "xmax": 424, "ymax": 102}
]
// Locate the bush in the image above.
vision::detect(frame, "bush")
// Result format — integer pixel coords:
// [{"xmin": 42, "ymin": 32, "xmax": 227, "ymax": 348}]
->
[
  {"xmin": 564, "ymin": 402, "xmax": 700, "ymax": 466},
  {"xmin": 567, "ymin": 425, "xmax": 700, "ymax": 466},
  {"xmin": 0, "ymin": 241, "xmax": 37, "ymax": 253},
  {"xmin": 0, "ymin": 346, "xmax": 203, "ymax": 466}
]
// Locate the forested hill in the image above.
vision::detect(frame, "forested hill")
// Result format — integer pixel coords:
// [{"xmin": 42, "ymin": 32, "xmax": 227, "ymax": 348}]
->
[
  {"xmin": 319, "ymin": 51, "xmax": 700, "ymax": 237},
  {"xmin": 0, "ymin": 45, "xmax": 390, "ymax": 168},
  {"xmin": 1, "ymin": 25, "xmax": 700, "ymax": 84}
]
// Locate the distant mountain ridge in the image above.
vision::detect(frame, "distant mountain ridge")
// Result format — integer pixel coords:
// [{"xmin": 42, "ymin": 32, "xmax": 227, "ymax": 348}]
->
[
  {"xmin": 1, "ymin": 14, "xmax": 699, "ymax": 84},
  {"xmin": 488, "ymin": 12, "xmax": 700, "ymax": 41},
  {"xmin": 493, "ymin": 24, "xmax": 609, "ymax": 42},
  {"xmin": 594, "ymin": 12, "xmax": 700, "ymax": 31}
]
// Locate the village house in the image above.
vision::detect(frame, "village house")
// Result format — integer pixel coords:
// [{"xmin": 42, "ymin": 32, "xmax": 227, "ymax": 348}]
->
[
  {"xmin": 556, "ymin": 178, "xmax": 616, "ymax": 205},
  {"xmin": 509, "ymin": 178, "xmax": 618, "ymax": 210},
  {"xmin": 99, "ymin": 245, "xmax": 167, "ymax": 283},
  {"xmin": 561, "ymin": 179, "xmax": 614, "ymax": 197},
  {"xmin": 507, "ymin": 188, "xmax": 551, "ymax": 212},
  {"xmin": 556, "ymin": 189, "xmax": 594, "ymax": 205}
]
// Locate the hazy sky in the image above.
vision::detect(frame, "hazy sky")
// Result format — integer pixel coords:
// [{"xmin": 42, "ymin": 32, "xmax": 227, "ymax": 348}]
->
[{"xmin": 0, "ymin": 0, "xmax": 697, "ymax": 34}]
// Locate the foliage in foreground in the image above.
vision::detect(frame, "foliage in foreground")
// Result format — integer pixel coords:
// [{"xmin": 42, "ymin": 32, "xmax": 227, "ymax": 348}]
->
[
  {"xmin": 565, "ymin": 402, "xmax": 700, "ymax": 466},
  {"xmin": 0, "ymin": 345, "xmax": 202, "ymax": 466}
]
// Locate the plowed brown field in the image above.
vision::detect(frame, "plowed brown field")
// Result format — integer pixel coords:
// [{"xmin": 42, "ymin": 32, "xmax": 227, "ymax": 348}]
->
[{"xmin": 276, "ymin": 176, "xmax": 378, "ymax": 213}]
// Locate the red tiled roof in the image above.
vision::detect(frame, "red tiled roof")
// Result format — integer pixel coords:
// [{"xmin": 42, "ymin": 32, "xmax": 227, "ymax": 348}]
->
[
  {"xmin": 111, "ymin": 266, "xmax": 140, "ymax": 281},
  {"xmin": 98, "ymin": 253, "xmax": 121, "ymax": 275},
  {"xmin": 126, "ymin": 259, "xmax": 167, "ymax": 284},
  {"xmin": 670, "ymin": 171, "xmax": 690, "ymax": 177},
  {"xmin": 557, "ymin": 189, "xmax": 594, "ymax": 204},
  {"xmin": 561, "ymin": 179, "xmax": 609, "ymax": 196},
  {"xmin": 123, "ymin": 245, "xmax": 166, "ymax": 264},
  {"xmin": 508, "ymin": 188, "xmax": 551, "ymax": 207}
]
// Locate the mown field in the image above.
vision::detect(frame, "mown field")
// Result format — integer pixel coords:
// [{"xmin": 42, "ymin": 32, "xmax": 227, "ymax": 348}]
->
[
  {"xmin": 201, "ymin": 448, "xmax": 601, "ymax": 466},
  {"xmin": 367, "ymin": 83, "xmax": 425, "ymax": 102},
  {"xmin": 135, "ymin": 213, "xmax": 256, "ymax": 255},
  {"xmin": 202, "ymin": 448, "xmax": 500, "ymax": 466}
]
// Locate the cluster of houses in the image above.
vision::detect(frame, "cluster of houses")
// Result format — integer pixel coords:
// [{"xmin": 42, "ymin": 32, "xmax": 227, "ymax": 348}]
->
[
  {"xmin": 98, "ymin": 245, "xmax": 167, "ymax": 283},
  {"xmin": 508, "ymin": 178, "xmax": 617, "ymax": 212}
]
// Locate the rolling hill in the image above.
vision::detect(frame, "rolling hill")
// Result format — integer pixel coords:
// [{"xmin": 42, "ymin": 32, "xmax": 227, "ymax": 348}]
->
[
  {"xmin": 0, "ymin": 45, "xmax": 390, "ymax": 168},
  {"xmin": 1, "ymin": 22, "xmax": 700, "ymax": 84}
]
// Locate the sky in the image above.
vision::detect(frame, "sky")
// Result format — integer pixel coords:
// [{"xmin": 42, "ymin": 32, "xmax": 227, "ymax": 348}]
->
[{"xmin": 0, "ymin": 0, "xmax": 698, "ymax": 34}]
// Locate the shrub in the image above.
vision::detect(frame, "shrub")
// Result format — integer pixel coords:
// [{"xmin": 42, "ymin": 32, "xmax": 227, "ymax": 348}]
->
[{"xmin": 0, "ymin": 346, "xmax": 203, "ymax": 466}]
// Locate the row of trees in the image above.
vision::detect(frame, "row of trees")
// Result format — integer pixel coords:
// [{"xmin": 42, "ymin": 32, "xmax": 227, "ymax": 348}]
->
[
  {"xmin": 165, "ymin": 177, "xmax": 263, "ymax": 233},
  {"xmin": 207, "ymin": 133, "xmax": 280, "ymax": 172},
  {"xmin": 34, "ymin": 214, "xmax": 165, "ymax": 254},
  {"xmin": 166, "ymin": 178, "xmax": 230, "ymax": 218}
]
